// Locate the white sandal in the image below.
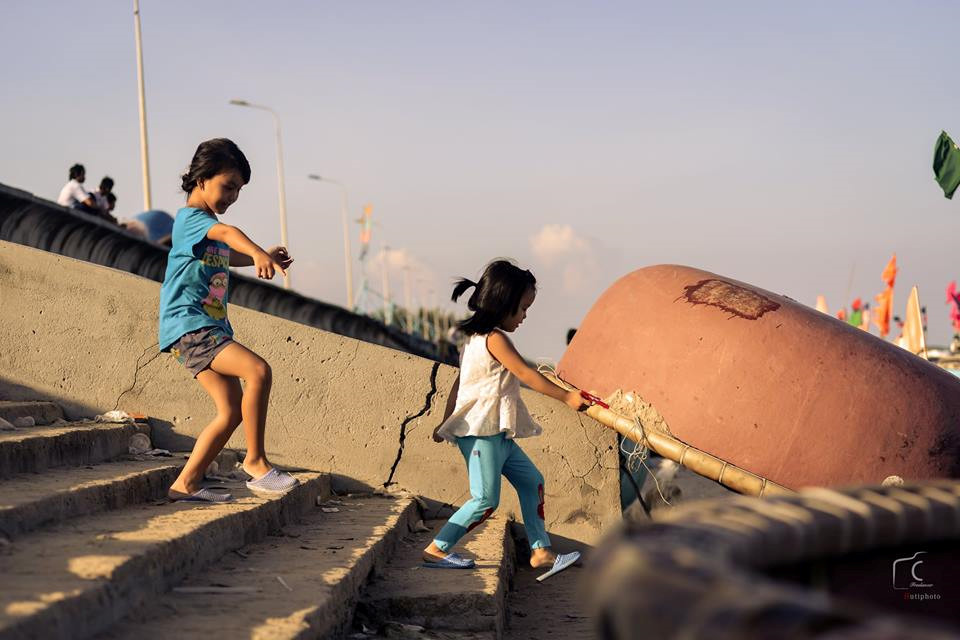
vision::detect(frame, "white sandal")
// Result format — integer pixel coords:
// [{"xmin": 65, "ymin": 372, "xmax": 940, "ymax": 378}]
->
[{"xmin": 536, "ymin": 551, "xmax": 580, "ymax": 582}]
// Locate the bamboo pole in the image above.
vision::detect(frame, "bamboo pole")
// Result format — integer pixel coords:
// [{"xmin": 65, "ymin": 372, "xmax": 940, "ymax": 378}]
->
[{"xmin": 544, "ymin": 373, "xmax": 793, "ymax": 497}]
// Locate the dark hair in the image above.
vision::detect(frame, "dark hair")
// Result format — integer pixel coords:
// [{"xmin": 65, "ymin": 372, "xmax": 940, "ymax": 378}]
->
[
  {"xmin": 181, "ymin": 138, "xmax": 251, "ymax": 194},
  {"xmin": 452, "ymin": 259, "xmax": 536, "ymax": 335},
  {"xmin": 566, "ymin": 328, "xmax": 577, "ymax": 345},
  {"xmin": 69, "ymin": 164, "xmax": 85, "ymax": 180},
  {"xmin": 99, "ymin": 176, "xmax": 114, "ymax": 192}
]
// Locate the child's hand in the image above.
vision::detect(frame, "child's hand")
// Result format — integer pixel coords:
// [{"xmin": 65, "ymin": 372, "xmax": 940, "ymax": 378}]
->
[
  {"xmin": 564, "ymin": 390, "xmax": 589, "ymax": 411},
  {"xmin": 253, "ymin": 250, "xmax": 286, "ymax": 280},
  {"xmin": 267, "ymin": 245, "xmax": 294, "ymax": 270}
]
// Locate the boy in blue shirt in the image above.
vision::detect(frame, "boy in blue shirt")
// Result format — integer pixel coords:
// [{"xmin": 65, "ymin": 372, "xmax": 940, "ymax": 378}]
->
[{"xmin": 159, "ymin": 138, "xmax": 296, "ymax": 502}]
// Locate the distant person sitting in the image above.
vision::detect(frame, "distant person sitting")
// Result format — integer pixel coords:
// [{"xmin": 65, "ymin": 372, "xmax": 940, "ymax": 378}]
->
[
  {"xmin": 57, "ymin": 164, "xmax": 98, "ymax": 213},
  {"xmin": 92, "ymin": 176, "xmax": 118, "ymax": 222}
]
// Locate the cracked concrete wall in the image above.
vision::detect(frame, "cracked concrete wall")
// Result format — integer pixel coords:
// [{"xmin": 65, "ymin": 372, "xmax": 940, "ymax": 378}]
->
[{"xmin": 0, "ymin": 242, "xmax": 621, "ymax": 542}]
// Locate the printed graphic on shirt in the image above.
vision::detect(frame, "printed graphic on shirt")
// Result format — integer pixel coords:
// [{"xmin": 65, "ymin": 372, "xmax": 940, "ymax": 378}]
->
[
  {"xmin": 202, "ymin": 246, "xmax": 231, "ymax": 269},
  {"xmin": 202, "ymin": 270, "xmax": 229, "ymax": 320}
]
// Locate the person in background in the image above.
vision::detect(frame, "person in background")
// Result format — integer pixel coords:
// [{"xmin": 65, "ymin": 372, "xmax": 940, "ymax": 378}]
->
[
  {"xmin": 92, "ymin": 177, "xmax": 117, "ymax": 222},
  {"xmin": 57, "ymin": 164, "xmax": 98, "ymax": 213}
]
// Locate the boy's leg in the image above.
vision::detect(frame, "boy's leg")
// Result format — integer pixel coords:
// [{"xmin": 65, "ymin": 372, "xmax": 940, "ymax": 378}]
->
[
  {"xmin": 206, "ymin": 342, "xmax": 273, "ymax": 478},
  {"xmin": 431, "ymin": 435, "xmax": 505, "ymax": 554},
  {"xmin": 502, "ymin": 441, "xmax": 551, "ymax": 551},
  {"xmin": 168, "ymin": 369, "xmax": 242, "ymax": 495}
]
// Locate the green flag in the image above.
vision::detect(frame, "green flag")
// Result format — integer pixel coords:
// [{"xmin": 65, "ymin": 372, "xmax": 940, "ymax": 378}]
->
[{"xmin": 933, "ymin": 130, "xmax": 960, "ymax": 199}]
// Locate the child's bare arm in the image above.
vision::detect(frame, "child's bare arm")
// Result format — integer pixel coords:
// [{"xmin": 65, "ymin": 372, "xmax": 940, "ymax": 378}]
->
[
  {"xmin": 229, "ymin": 246, "xmax": 292, "ymax": 269},
  {"xmin": 208, "ymin": 224, "xmax": 286, "ymax": 280},
  {"xmin": 486, "ymin": 331, "xmax": 587, "ymax": 411},
  {"xmin": 432, "ymin": 376, "xmax": 460, "ymax": 442},
  {"xmin": 229, "ymin": 253, "xmax": 254, "ymax": 267},
  {"xmin": 442, "ymin": 376, "xmax": 460, "ymax": 421}
]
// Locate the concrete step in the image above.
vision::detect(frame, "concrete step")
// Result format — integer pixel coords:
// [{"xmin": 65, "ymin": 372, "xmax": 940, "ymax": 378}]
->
[
  {"xmin": 354, "ymin": 516, "xmax": 517, "ymax": 638},
  {"xmin": 0, "ymin": 457, "xmax": 185, "ymax": 539},
  {"xmin": 0, "ymin": 472, "xmax": 329, "ymax": 640},
  {"xmin": 0, "ymin": 401, "xmax": 64, "ymax": 426},
  {"xmin": 99, "ymin": 494, "xmax": 420, "ymax": 640},
  {"xmin": 502, "ymin": 529, "xmax": 592, "ymax": 640},
  {"xmin": 0, "ymin": 420, "xmax": 148, "ymax": 479}
]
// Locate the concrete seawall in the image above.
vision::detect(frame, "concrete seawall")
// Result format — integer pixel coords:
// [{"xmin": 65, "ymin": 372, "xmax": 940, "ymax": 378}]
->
[{"xmin": 0, "ymin": 240, "xmax": 620, "ymax": 542}]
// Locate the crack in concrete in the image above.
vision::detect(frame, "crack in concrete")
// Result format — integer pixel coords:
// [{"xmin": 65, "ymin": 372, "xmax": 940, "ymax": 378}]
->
[
  {"xmin": 113, "ymin": 342, "xmax": 161, "ymax": 411},
  {"xmin": 383, "ymin": 361, "xmax": 440, "ymax": 487}
]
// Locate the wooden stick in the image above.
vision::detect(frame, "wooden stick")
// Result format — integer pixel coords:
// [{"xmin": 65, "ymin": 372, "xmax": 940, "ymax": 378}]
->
[{"xmin": 544, "ymin": 373, "xmax": 793, "ymax": 497}]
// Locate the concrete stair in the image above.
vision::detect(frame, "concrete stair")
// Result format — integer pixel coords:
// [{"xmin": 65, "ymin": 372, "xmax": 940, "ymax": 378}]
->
[
  {"xmin": 0, "ymin": 400, "xmax": 329, "ymax": 640},
  {"xmin": 0, "ymin": 420, "xmax": 149, "ymax": 480},
  {"xmin": 0, "ymin": 400, "xmax": 589, "ymax": 639},
  {"xmin": 99, "ymin": 495, "xmax": 421, "ymax": 640},
  {"xmin": 352, "ymin": 516, "xmax": 516, "ymax": 638},
  {"xmin": 0, "ymin": 457, "xmax": 184, "ymax": 539},
  {"xmin": 0, "ymin": 401, "xmax": 64, "ymax": 426}
]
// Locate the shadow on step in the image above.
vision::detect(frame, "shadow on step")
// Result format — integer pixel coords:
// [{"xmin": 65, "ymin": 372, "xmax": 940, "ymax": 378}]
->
[{"xmin": 0, "ymin": 376, "xmax": 102, "ymax": 421}]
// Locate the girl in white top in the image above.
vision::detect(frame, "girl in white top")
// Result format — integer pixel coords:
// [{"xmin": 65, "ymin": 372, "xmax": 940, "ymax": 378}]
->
[{"xmin": 424, "ymin": 260, "xmax": 589, "ymax": 581}]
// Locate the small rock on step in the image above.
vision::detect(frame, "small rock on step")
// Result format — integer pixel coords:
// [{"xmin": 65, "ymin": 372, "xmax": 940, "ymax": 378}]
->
[
  {"xmin": 128, "ymin": 433, "xmax": 152, "ymax": 455},
  {"xmin": 0, "ymin": 417, "xmax": 15, "ymax": 431},
  {"xmin": 12, "ymin": 417, "xmax": 35, "ymax": 428}
]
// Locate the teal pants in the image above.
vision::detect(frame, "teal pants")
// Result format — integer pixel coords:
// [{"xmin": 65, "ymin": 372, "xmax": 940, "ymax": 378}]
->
[{"xmin": 434, "ymin": 433, "xmax": 551, "ymax": 552}]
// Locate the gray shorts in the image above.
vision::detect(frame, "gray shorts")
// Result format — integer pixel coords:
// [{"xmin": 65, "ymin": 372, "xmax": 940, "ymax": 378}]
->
[{"xmin": 169, "ymin": 327, "xmax": 233, "ymax": 377}]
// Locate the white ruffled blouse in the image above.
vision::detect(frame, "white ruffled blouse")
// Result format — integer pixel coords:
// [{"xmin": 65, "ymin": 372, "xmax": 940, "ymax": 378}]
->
[{"xmin": 436, "ymin": 331, "xmax": 542, "ymax": 442}]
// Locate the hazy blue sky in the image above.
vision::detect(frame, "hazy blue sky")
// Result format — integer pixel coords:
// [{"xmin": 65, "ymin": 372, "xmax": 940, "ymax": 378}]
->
[{"xmin": 3, "ymin": 1, "xmax": 959, "ymax": 360}]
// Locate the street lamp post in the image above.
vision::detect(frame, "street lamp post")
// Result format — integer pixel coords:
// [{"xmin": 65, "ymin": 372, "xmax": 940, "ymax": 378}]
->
[
  {"xmin": 307, "ymin": 175, "xmax": 354, "ymax": 310},
  {"xmin": 133, "ymin": 0, "xmax": 152, "ymax": 210},
  {"xmin": 229, "ymin": 99, "xmax": 290, "ymax": 289}
]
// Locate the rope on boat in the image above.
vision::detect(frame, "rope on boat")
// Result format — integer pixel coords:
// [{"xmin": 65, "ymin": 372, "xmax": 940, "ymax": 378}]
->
[{"xmin": 539, "ymin": 367, "xmax": 794, "ymax": 497}]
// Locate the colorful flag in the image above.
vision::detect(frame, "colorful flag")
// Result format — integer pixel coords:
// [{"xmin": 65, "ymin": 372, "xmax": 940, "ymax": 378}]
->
[
  {"xmin": 357, "ymin": 204, "xmax": 373, "ymax": 260},
  {"xmin": 933, "ymin": 131, "xmax": 960, "ymax": 199},
  {"xmin": 947, "ymin": 281, "xmax": 960, "ymax": 333},
  {"xmin": 902, "ymin": 286, "xmax": 927, "ymax": 358},
  {"xmin": 873, "ymin": 254, "xmax": 897, "ymax": 338},
  {"xmin": 881, "ymin": 253, "xmax": 897, "ymax": 288},
  {"xmin": 815, "ymin": 295, "xmax": 829, "ymax": 314}
]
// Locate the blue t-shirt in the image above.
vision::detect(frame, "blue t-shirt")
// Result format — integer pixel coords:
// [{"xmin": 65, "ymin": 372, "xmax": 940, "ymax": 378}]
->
[{"xmin": 158, "ymin": 207, "xmax": 233, "ymax": 351}]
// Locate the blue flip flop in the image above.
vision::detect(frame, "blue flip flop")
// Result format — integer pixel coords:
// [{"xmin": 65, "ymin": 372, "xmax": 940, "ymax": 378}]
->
[
  {"xmin": 422, "ymin": 552, "xmax": 476, "ymax": 569},
  {"xmin": 536, "ymin": 551, "xmax": 580, "ymax": 582},
  {"xmin": 168, "ymin": 487, "xmax": 233, "ymax": 503}
]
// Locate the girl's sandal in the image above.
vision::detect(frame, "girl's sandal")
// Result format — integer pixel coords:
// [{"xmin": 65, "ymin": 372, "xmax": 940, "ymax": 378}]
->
[
  {"xmin": 536, "ymin": 551, "xmax": 580, "ymax": 582},
  {"xmin": 168, "ymin": 487, "xmax": 234, "ymax": 503},
  {"xmin": 421, "ymin": 552, "xmax": 476, "ymax": 569}
]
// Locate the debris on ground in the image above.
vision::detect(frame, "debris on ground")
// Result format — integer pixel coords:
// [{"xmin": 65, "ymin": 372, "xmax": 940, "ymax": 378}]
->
[{"xmin": 128, "ymin": 433, "xmax": 152, "ymax": 454}]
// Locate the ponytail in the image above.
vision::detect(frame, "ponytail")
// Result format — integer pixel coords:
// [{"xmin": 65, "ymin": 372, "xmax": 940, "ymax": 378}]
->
[{"xmin": 451, "ymin": 278, "xmax": 477, "ymax": 303}]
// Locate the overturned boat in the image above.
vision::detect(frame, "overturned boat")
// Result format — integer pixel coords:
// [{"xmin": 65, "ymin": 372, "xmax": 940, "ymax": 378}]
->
[{"xmin": 558, "ymin": 265, "xmax": 960, "ymax": 490}]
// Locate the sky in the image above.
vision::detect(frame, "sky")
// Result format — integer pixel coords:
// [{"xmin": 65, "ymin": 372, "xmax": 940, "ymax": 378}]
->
[{"xmin": 3, "ymin": 1, "xmax": 960, "ymax": 361}]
